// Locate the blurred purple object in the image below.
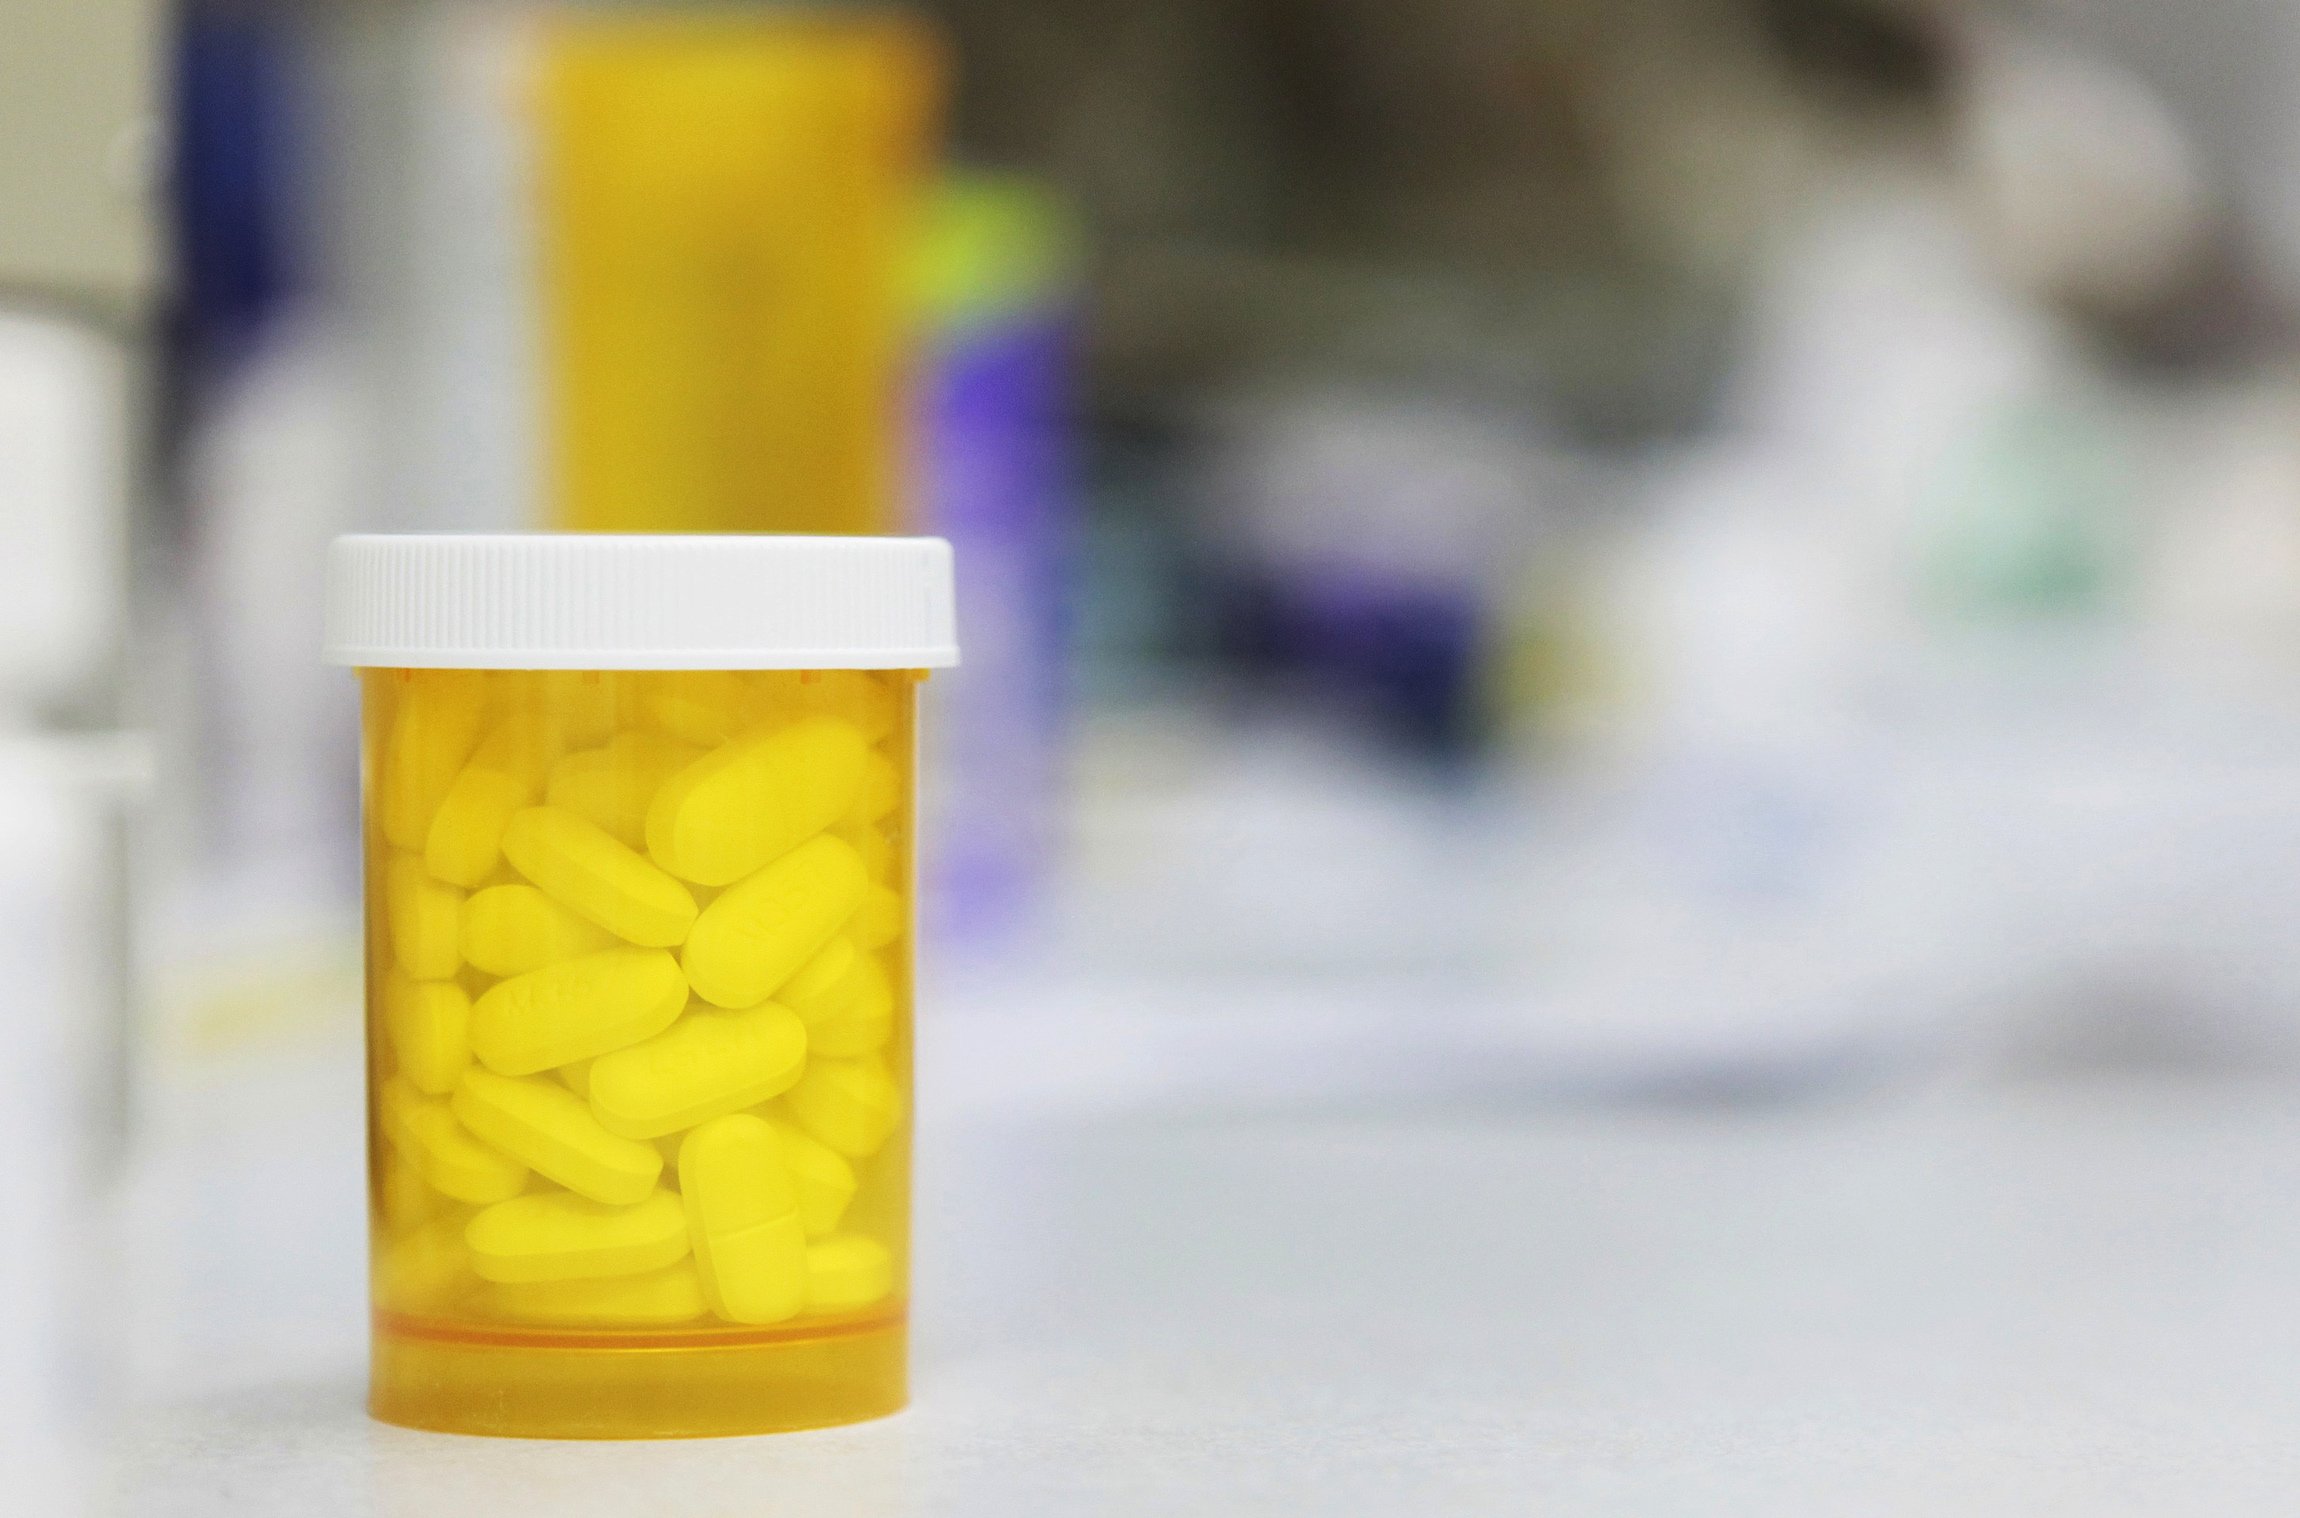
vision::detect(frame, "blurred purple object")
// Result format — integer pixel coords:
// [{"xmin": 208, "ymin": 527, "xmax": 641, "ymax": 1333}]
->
[
  {"xmin": 920, "ymin": 178, "xmax": 1076, "ymax": 947},
  {"xmin": 1211, "ymin": 563, "xmax": 1485, "ymax": 757}
]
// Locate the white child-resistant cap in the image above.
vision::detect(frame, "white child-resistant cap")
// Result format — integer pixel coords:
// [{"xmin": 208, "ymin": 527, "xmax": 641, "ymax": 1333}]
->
[{"xmin": 323, "ymin": 533, "xmax": 959, "ymax": 670}]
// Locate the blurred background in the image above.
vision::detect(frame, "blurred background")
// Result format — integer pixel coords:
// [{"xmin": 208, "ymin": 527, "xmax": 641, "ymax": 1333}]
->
[{"xmin": 16, "ymin": 0, "xmax": 2300, "ymax": 1507}]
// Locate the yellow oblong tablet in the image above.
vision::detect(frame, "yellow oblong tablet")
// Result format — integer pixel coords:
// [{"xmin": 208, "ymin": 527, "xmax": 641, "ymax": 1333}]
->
[
  {"xmin": 384, "ymin": 852, "xmax": 463, "ymax": 980},
  {"xmin": 383, "ymin": 969, "xmax": 472, "ymax": 1095},
  {"xmin": 765, "ymin": 1117, "xmax": 858, "ymax": 1236},
  {"xmin": 377, "ymin": 671, "xmax": 489, "ymax": 851},
  {"xmin": 681, "ymin": 835, "xmax": 867, "ymax": 1008},
  {"xmin": 491, "ymin": 1262, "xmax": 707, "ymax": 1326},
  {"xmin": 534, "ymin": 669, "xmax": 622, "ymax": 748},
  {"xmin": 783, "ymin": 1055, "xmax": 902, "ymax": 1160},
  {"xmin": 645, "ymin": 670, "xmax": 753, "ymax": 747},
  {"xmin": 465, "ymin": 1189, "xmax": 690, "ymax": 1284},
  {"xmin": 461, "ymin": 882, "xmax": 615, "ymax": 977},
  {"xmin": 378, "ymin": 1216, "xmax": 477, "ymax": 1314},
  {"xmin": 469, "ymin": 947, "xmax": 687, "ymax": 1075},
  {"xmin": 780, "ymin": 939, "xmax": 892, "ymax": 1056},
  {"xmin": 765, "ymin": 670, "xmax": 897, "ymax": 743},
  {"xmin": 545, "ymin": 730, "xmax": 702, "ymax": 849},
  {"xmin": 837, "ymin": 823, "xmax": 893, "ymax": 883},
  {"xmin": 780, "ymin": 938, "xmax": 863, "ymax": 1021},
  {"xmin": 451, "ymin": 1067, "xmax": 662, "ymax": 1205},
  {"xmin": 801, "ymin": 954, "xmax": 893, "ymax": 1058},
  {"xmin": 379, "ymin": 1074, "xmax": 528, "ymax": 1204},
  {"xmin": 381, "ymin": 1152, "xmax": 437, "ymax": 1229},
  {"xmin": 502, "ymin": 806, "xmax": 698, "ymax": 947},
  {"xmin": 805, "ymin": 1234, "xmax": 893, "ymax": 1312},
  {"xmin": 849, "ymin": 884, "xmax": 905, "ymax": 950},
  {"xmin": 424, "ymin": 714, "xmax": 559, "ymax": 888},
  {"xmin": 646, "ymin": 716, "xmax": 868, "ymax": 887},
  {"xmin": 845, "ymin": 749, "xmax": 901, "ymax": 827},
  {"xmin": 679, "ymin": 1113, "xmax": 807, "ymax": 1324},
  {"xmin": 587, "ymin": 1003, "xmax": 809, "ymax": 1139}
]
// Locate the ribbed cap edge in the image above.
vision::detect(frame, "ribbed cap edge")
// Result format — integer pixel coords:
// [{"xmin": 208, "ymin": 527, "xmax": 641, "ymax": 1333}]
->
[{"xmin": 323, "ymin": 534, "xmax": 959, "ymax": 670}]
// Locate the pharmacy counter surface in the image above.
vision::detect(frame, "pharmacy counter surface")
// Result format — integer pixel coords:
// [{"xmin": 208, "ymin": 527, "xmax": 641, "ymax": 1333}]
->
[{"xmin": 114, "ymin": 999, "xmax": 2300, "ymax": 1515}]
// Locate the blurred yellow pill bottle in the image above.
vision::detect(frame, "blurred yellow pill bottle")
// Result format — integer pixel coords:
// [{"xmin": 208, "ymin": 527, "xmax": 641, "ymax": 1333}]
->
[
  {"xmin": 327, "ymin": 535, "xmax": 957, "ymax": 1439},
  {"xmin": 532, "ymin": 10, "xmax": 942, "ymax": 535}
]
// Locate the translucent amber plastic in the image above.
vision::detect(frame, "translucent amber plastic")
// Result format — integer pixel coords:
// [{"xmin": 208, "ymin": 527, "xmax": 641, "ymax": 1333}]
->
[{"xmin": 362, "ymin": 667, "xmax": 915, "ymax": 1438}]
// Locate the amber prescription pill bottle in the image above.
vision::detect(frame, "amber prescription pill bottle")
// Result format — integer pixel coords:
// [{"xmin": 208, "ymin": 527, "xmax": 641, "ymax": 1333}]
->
[{"xmin": 324, "ymin": 534, "xmax": 958, "ymax": 1438}]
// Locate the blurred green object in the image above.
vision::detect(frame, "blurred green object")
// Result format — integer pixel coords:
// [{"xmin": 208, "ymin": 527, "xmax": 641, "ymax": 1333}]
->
[
  {"xmin": 1924, "ymin": 402, "xmax": 2131, "ymax": 618},
  {"xmin": 913, "ymin": 170, "xmax": 1081, "ymax": 339}
]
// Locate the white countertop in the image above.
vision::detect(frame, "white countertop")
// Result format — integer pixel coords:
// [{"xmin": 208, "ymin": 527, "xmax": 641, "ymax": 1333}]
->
[{"xmin": 103, "ymin": 991, "xmax": 2300, "ymax": 1515}]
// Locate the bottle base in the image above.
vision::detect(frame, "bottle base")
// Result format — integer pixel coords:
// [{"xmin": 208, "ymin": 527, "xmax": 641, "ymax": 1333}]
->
[{"xmin": 370, "ymin": 1309, "xmax": 906, "ymax": 1439}]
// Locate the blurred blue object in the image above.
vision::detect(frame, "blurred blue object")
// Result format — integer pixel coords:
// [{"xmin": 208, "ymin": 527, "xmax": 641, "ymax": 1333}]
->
[
  {"xmin": 1209, "ymin": 563, "xmax": 1487, "ymax": 759},
  {"xmin": 171, "ymin": 6, "xmax": 302, "ymax": 367}
]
